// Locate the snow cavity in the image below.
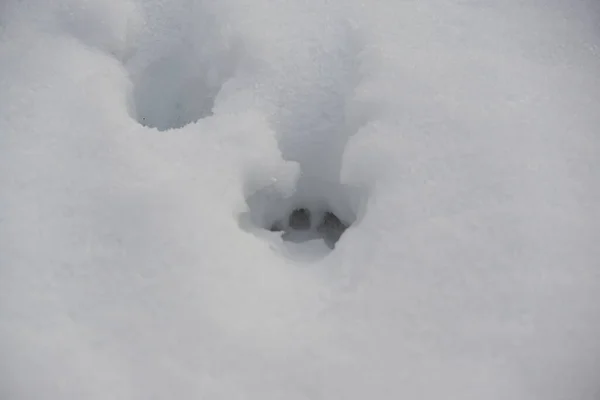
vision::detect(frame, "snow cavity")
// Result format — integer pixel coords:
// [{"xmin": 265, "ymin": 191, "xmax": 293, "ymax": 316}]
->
[
  {"xmin": 239, "ymin": 22, "xmax": 370, "ymax": 260},
  {"xmin": 126, "ymin": 2, "xmax": 242, "ymax": 130},
  {"xmin": 241, "ymin": 174, "xmax": 365, "ymax": 261}
]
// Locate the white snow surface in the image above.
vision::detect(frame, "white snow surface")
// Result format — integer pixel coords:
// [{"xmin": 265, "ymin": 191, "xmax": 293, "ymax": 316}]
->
[{"xmin": 1, "ymin": 0, "xmax": 600, "ymax": 398}]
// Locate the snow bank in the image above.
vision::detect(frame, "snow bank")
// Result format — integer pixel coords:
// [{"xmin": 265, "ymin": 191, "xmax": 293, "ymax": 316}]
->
[{"xmin": 1, "ymin": 0, "xmax": 599, "ymax": 399}]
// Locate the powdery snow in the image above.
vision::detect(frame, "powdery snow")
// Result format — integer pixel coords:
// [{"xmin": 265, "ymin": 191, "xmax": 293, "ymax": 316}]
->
[{"xmin": 1, "ymin": 0, "xmax": 600, "ymax": 399}]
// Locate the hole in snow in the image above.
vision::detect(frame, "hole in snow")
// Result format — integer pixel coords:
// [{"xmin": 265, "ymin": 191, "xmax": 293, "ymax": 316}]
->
[
  {"xmin": 287, "ymin": 208, "xmax": 311, "ymax": 231},
  {"xmin": 238, "ymin": 24, "xmax": 369, "ymax": 261},
  {"xmin": 240, "ymin": 176, "xmax": 364, "ymax": 261},
  {"xmin": 129, "ymin": 48, "xmax": 238, "ymax": 131},
  {"xmin": 125, "ymin": 9, "xmax": 241, "ymax": 131},
  {"xmin": 267, "ymin": 207, "xmax": 349, "ymax": 250}
]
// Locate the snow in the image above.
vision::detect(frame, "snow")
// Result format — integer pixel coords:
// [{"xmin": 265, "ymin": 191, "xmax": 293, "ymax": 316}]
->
[{"xmin": 1, "ymin": 0, "xmax": 600, "ymax": 398}]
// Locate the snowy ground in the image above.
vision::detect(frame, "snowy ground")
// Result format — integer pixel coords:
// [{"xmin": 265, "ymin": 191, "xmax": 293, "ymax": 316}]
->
[{"xmin": 1, "ymin": 0, "xmax": 600, "ymax": 398}]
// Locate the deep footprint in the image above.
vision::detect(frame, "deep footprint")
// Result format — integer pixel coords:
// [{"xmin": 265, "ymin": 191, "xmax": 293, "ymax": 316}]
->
[
  {"xmin": 259, "ymin": 204, "xmax": 351, "ymax": 250},
  {"xmin": 126, "ymin": 4, "xmax": 241, "ymax": 131},
  {"xmin": 239, "ymin": 23, "xmax": 367, "ymax": 260}
]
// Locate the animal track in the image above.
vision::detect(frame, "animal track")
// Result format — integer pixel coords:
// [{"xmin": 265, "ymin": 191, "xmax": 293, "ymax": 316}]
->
[
  {"xmin": 124, "ymin": 9, "xmax": 369, "ymax": 259},
  {"xmin": 126, "ymin": 3, "xmax": 241, "ymax": 130},
  {"xmin": 240, "ymin": 23, "xmax": 369, "ymax": 261},
  {"xmin": 241, "ymin": 176, "xmax": 359, "ymax": 262},
  {"xmin": 268, "ymin": 207, "xmax": 349, "ymax": 249}
]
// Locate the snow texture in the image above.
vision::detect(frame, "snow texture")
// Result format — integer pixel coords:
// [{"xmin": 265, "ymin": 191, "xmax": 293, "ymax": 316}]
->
[{"xmin": 1, "ymin": 0, "xmax": 600, "ymax": 399}]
